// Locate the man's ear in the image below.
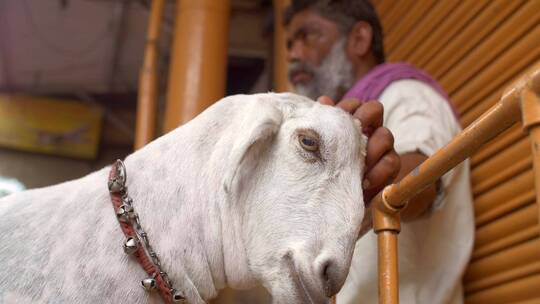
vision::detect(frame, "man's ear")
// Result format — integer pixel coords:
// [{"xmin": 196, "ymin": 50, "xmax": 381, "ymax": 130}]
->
[
  {"xmin": 223, "ymin": 99, "xmax": 283, "ymax": 194},
  {"xmin": 346, "ymin": 21, "xmax": 373, "ymax": 59}
]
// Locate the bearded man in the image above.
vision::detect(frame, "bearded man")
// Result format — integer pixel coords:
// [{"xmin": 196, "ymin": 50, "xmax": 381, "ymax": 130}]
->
[{"xmin": 285, "ymin": 1, "xmax": 474, "ymax": 303}]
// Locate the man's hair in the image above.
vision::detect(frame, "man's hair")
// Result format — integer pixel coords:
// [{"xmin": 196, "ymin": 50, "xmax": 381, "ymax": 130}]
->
[{"xmin": 284, "ymin": 0, "xmax": 385, "ymax": 64}]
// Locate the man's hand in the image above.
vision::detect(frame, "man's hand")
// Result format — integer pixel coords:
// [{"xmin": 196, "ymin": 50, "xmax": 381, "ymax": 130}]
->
[{"xmin": 318, "ymin": 96, "xmax": 401, "ymax": 203}]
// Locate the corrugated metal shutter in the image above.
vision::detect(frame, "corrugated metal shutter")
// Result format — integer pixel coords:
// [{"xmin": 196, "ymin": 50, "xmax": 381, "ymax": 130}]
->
[{"xmin": 373, "ymin": 0, "xmax": 540, "ymax": 302}]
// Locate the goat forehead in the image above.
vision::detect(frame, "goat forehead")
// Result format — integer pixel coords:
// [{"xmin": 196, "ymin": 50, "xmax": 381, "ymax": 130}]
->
[
  {"xmin": 299, "ymin": 107, "xmax": 359, "ymax": 139},
  {"xmin": 263, "ymin": 92, "xmax": 362, "ymax": 145}
]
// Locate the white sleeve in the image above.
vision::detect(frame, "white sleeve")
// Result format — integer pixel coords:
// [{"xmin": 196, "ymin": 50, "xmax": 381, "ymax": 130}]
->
[{"xmin": 378, "ymin": 79, "xmax": 461, "ymax": 210}]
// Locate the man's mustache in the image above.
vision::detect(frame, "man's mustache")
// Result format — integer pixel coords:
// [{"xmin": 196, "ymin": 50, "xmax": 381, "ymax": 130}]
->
[{"xmin": 288, "ymin": 61, "xmax": 316, "ymax": 81}]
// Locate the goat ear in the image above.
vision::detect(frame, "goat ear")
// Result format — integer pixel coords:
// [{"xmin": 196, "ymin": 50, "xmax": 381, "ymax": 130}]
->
[{"xmin": 223, "ymin": 100, "xmax": 283, "ymax": 194}]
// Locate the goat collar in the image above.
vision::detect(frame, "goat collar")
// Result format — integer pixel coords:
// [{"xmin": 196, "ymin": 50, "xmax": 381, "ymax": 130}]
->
[{"xmin": 108, "ymin": 159, "xmax": 189, "ymax": 304}]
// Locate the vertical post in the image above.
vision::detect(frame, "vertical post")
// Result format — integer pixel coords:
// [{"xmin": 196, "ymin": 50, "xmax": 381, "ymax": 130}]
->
[
  {"xmin": 520, "ymin": 77, "xmax": 540, "ymax": 231},
  {"xmin": 377, "ymin": 231, "xmax": 399, "ymax": 303},
  {"xmin": 273, "ymin": 0, "xmax": 292, "ymax": 92},
  {"xmin": 372, "ymin": 192, "xmax": 402, "ymax": 304},
  {"xmin": 164, "ymin": 0, "xmax": 231, "ymax": 132},
  {"xmin": 135, "ymin": 0, "xmax": 165, "ymax": 149}
]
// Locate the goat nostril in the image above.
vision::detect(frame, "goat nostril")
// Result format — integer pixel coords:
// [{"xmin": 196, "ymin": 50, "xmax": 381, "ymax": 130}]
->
[
  {"xmin": 322, "ymin": 261, "xmax": 330, "ymax": 282},
  {"xmin": 320, "ymin": 260, "xmax": 335, "ymax": 297}
]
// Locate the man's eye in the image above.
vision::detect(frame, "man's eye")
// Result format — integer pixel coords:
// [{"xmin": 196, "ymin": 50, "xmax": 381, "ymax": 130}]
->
[
  {"xmin": 305, "ymin": 31, "xmax": 319, "ymax": 41},
  {"xmin": 296, "ymin": 31, "xmax": 307, "ymax": 40},
  {"xmin": 304, "ymin": 28, "xmax": 321, "ymax": 41},
  {"xmin": 299, "ymin": 135, "xmax": 319, "ymax": 152}
]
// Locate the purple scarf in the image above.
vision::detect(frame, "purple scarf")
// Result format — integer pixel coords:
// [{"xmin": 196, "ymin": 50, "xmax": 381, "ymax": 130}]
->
[{"xmin": 344, "ymin": 63, "xmax": 458, "ymax": 117}]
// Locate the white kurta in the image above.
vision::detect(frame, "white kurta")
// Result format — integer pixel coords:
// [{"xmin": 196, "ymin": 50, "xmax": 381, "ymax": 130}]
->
[{"xmin": 337, "ymin": 79, "xmax": 475, "ymax": 304}]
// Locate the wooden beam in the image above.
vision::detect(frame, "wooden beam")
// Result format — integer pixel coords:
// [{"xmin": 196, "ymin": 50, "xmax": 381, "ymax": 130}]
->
[
  {"xmin": 164, "ymin": 0, "xmax": 231, "ymax": 131},
  {"xmin": 135, "ymin": 0, "xmax": 165, "ymax": 149}
]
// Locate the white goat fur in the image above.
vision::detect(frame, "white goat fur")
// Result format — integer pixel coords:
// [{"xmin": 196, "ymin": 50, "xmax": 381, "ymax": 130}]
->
[{"xmin": 0, "ymin": 93, "xmax": 367, "ymax": 304}]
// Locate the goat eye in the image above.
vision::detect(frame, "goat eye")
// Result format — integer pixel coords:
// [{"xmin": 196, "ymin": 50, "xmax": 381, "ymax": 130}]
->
[{"xmin": 299, "ymin": 135, "xmax": 319, "ymax": 152}]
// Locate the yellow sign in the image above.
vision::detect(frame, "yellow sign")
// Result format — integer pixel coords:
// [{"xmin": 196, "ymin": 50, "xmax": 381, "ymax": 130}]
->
[{"xmin": 0, "ymin": 95, "xmax": 103, "ymax": 159}]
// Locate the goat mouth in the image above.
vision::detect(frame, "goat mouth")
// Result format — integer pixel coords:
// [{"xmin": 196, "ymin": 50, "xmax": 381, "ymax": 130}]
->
[{"xmin": 284, "ymin": 253, "xmax": 328, "ymax": 304}]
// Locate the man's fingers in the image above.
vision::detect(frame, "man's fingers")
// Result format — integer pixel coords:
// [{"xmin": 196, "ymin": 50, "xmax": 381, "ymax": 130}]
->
[
  {"xmin": 363, "ymin": 151, "xmax": 401, "ymax": 191},
  {"xmin": 317, "ymin": 95, "xmax": 336, "ymax": 106},
  {"xmin": 353, "ymin": 101, "xmax": 384, "ymax": 135},
  {"xmin": 335, "ymin": 98, "xmax": 361, "ymax": 114},
  {"xmin": 365, "ymin": 127, "xmax": 394, "ymax": 170}
]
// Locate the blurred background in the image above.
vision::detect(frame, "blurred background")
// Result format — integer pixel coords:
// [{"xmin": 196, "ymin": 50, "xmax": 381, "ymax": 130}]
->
[
  {"xmin": 0, "ymin": 0, "xmax": 274, "ymax": 193},
  {"xmin": 0, "ymin": 0, "xmax": 539, "ymax": 302}
]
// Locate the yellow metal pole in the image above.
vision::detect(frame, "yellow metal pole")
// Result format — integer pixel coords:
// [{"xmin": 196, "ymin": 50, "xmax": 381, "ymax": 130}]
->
[
  {"xmin": 373, "ymin": 204, "xmax": 401, "ymax": 304},
  {"xmin": 135, "ymin": 0, "xmax": 165, "ymax": 149},
  {"xmin": 164, "ymin": 0, "xmax": 231, "ymax": 132},
  {"xmin": 520, "ymin": 67, "xmax": 540, "ymax": 233},
  {"xmin": 372, "ymin": 67, "xmax": 540, "ymax": 304},
  {"xmin": 273, "ymin": 0, "xmax": 292, "ymax": 92}
]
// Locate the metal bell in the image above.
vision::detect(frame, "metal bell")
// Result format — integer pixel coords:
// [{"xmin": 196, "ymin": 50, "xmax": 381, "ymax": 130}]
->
[
  {"xmin": 123, "ymin": 236, "xmax": 139, "ymax": 255},
  {"xmin": 116, "ymin": 204, "xmax": 134, "ymax": 223},
  {"xmin": 108, "ymin": 179, "xmax": 124, "ymax": 193},
  {"xmin": 122, "ymin": 196, "xmax": 133, "ymax": 205},
  {"xmin": 171, "ymin": 289, "xmax": 186, "ymax": 303},
  {"xmin": 141, "ymin": 277, "xmax": 157, "ymax": 291},
  {"xmin": 108, "ymin": 160, "xmax": 126, "ymax": 193}
]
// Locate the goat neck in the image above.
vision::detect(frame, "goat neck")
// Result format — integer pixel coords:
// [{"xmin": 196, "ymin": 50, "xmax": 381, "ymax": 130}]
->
[{"xmin": 123, "ymin": 102, "xmax": 258, "ymax": 302}]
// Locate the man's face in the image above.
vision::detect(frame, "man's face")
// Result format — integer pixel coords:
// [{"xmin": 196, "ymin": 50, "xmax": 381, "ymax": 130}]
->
[{"xmin": 286, "ymin": 9, "xmax": 356, "ymax": 100}]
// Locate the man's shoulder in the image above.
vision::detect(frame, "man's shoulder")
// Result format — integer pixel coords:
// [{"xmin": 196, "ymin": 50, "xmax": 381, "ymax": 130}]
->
[
  {"xmin": 379, "ymin": 79, "xmax": 447, "ymax": 102},
  {"xmin": 378, "ymin": 79, "xmax": 457, "ymax": 121}
]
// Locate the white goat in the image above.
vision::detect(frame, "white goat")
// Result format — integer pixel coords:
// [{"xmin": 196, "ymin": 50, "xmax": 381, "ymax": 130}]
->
[{"xmin": 0, "ymin": 93, "xmax": 367, "ymax": 304}]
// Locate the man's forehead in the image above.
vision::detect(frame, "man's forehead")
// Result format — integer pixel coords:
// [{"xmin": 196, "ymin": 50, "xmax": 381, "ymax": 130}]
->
[{"xmin": 287, "ymin": 9, "xmax": 338, "ymax": 34}]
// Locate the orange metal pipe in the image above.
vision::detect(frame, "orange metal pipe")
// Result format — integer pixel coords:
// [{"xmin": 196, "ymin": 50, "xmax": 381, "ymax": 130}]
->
[
  {"xmin": 471, "ymin": 124, "xmax": 525, "ymax": 167},
  {"xmin": 273, "ymin": 0, "xmax": 292, "ymax": 92},
  {"xmin": 377, "ymin": 79, "xmax": 523, "ymax": 212},
  {"xmin": 135, "ymin": 0, "xmax": 165, "ymax": 149},
  {"xmin": 372, "ymin": 67, "xmax": 540, "ymax": 304},
  {"xmin": 521, "ymin": 84, "xmax": 540, "ymax": 233},
  {"xmin": 377, "ymin": 231, "xmax": 399, "ymax": 303},
  {"xmin": 372, "ymin": 206, "xmax": 401, "ymax": 304},
  {"xmin": 164, "ymin": 0, "xmax": 231, "ymax": 131}
]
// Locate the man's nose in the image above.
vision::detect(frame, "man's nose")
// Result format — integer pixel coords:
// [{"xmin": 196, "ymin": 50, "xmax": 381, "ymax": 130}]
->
[{"xmin": 287, "ymin": 40, "xmax": 307, "ymax": 62}]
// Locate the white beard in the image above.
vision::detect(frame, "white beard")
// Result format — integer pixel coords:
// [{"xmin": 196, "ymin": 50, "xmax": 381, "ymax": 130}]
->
[{"xmin": 292, "ymin": 38, "xmax": 356, "ymax": 101}]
